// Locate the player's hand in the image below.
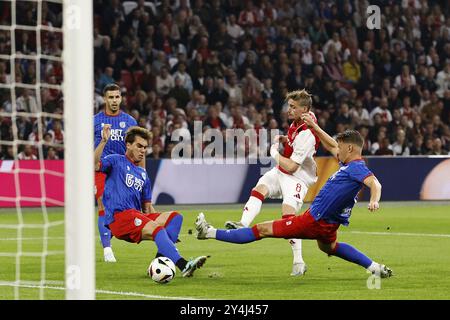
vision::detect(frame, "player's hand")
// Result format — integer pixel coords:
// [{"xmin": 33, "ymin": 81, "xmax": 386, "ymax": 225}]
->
[
  {"xmin": 301, "ymin": 113, "xmax": 316, "ymax": 128},
  {"xmin": 274, "ymin": 135, "xmax": 287, "ymax": 144},
  {"xmin": 101, "ymin": 124, "xmax": 111, "ymax": 142},
  {"xmin": 368, "ymin": 201, "xmax": 379, "ymax": 212},
  {"xmin": 270, "ymin": 142, "xmax": 280, "ymax": 161}
]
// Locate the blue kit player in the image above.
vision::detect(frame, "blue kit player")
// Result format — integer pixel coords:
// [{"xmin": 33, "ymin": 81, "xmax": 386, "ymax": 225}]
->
[
  {"xmin": 95, "ymin": 125, "xmax": 208, "ymax": 277},
  {"xmin": 94, "ymin": 83, "xmax": 139, "ymax": 262},
  {"xmin": 196, "ymin": 113, "xmax": 393, "ymax": 278}
]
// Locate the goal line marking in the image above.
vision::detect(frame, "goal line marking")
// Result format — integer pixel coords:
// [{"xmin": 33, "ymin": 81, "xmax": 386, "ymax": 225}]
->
[{"xmin": 0, "ymin": 282, "xmax": 202, "ymax": 300}]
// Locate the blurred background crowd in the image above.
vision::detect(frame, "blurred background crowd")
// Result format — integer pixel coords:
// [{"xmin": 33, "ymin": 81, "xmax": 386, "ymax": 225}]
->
[{"xmin": 1, "ymin": 0, "xmax": 450, "ymax": 160}]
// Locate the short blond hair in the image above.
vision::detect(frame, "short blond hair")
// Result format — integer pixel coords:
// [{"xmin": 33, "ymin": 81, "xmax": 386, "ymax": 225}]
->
[{"xmin": 285, "ymin": 89, "xmax": 313, "ymax": 110}]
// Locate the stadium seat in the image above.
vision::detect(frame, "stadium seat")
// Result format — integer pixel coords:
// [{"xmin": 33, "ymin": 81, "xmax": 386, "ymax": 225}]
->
[
  {"xmin": 133, "ymin": 70, "xmax": 144, "ymax": 88},
  {"xmin": 120, "ymin": 70, "xmax": 134, "ymax": 92}
]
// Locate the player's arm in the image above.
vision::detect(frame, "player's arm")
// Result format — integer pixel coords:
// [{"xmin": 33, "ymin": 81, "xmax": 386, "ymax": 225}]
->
[
  {"xmin": 141, "ymin": 173, "xmax": 155, "ymax": 213},
  {"xmin": 301, "ymin": 113, "xmax": 339, "ymax": 159},
  {"xmin": 363, "ymin": 175, "xmax": 382, "ymax": 212},
  {"xmin": 142, "ymin": 201, "xmax": 156, "ymax": 213},
  {"xmin": 270, "ymin": 135, "xmax": 299, "ymax": 174},
  {"xmin": 94, "ymin": 125, "xmax": 111, "ymax": 171}
]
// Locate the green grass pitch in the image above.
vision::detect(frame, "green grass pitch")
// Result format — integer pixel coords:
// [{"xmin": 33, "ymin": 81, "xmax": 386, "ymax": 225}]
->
[{"xmin": 1, "ymin": 202, "xmax": 450, "ymax": 300}]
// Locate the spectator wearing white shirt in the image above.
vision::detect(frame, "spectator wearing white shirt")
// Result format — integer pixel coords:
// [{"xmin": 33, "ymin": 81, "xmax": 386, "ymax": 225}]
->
[
  {"xmin": 350, "ymin": 99, "xmax": 370, "ymax": 127},
  {"xmin": 369, "ymin": 97, "xmax": 393, "ymax": 126},
  {"xmin": 156, "ymin": 66, "xmax": 175, "ymax": 96},
  {"xmin": 18, "ymin": 144, "xmax": 37, "ymax": 160},
  {"xmin": 436, "ymin": 62, "xmax": 450, "ymax": 98},
  {"xmin": 394, "ymin": 65, "xmax": 417, "ymax": 89},
  {"xmin": 392, "ymin": 128, "xmax": 410, "ymax": 155},
  {"xmin": 225, "ymin": 73, "xmax": 243, "ymax": 105},
  {"xmin": 323, "ymin": 32, "xmax": 342, "ymax": 56},
  {"xmin": 16, "ymin": 89, "xmax": 38, "ymax": 113},
  {"xmin": 226, "ymin": 14, "xmax": 244, "ymax": 43},
  {"xmin": 172, "ymin": 62, "xmax": 193, "ymax": 95}
]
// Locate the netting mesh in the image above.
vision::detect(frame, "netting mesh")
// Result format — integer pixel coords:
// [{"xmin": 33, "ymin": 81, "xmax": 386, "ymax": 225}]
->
[{"xmin": 0, "ymin": 0, "xmax": 65, "ymax": 299}]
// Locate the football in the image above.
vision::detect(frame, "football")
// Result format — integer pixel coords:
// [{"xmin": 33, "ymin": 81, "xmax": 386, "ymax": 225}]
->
[{"xmin": 147, "ymin": 257, "xmax": 176, "ymax": 284}]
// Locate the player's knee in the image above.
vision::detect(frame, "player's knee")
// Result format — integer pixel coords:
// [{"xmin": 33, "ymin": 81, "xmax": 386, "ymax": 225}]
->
[
  {"xmin": 256, "ymin": 223, "xmax": 272, "ymax": 237},
  {"xmin": 317, "ymin": 241, "xmax": 334, "ymax": 255},
  {"xmin": 283, "ymin": 201, "xmax": 301, "ymax": 214},
  {"xmin": 142, "ymin": 220, "xmax": 158, "ymax": 240},
  {"xmin": 171, "ymin": 211, "xmax": 182, "ymax": 219},
  {"xmin": 253, "ymin": 185, "xmax": 268, "ymax": 197},
  {"xmin": 166, "ymin": 211, "xmax": 183, "ymax": 225},
  {"xmin": 170, "ymin": 211, "xmax": 183, "ymax": 224}
]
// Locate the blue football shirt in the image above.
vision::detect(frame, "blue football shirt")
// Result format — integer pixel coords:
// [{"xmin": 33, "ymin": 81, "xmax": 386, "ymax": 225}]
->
[
  {"xmin": 99, "ymin": 154, "xmax": 152, "ymax": 226},
  {"xmin": 309, "ymin": 159, "xmax": 373, "ymax": 226},
  {"xmin": 94, "ymin": 111, "xmax": 137, "ymax": 157}
]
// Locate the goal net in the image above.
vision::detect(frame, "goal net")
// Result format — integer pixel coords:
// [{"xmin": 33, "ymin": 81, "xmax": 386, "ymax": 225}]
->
[{"xmin": 0, "ymin": 0, "xmax": 94, "ymax": 299}]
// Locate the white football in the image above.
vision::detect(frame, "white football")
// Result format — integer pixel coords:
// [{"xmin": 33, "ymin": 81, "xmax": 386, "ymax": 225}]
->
[{"xmin": 147, "ymin": 257, "xmax": 176, "ymax": 284}]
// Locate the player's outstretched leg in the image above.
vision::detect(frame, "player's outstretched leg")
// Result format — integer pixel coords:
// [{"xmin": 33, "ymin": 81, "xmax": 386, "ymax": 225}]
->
[
  {"xmin": 147, "ymin": 223, "xmax": 208, "ymax": 278},
  {"xmin": 98, "ymin": 211, "xmax": 116, "ymax": 262},
  {"xmin": 281, "ymin": 210, "xmax": 307, "ymax": 276},
  {"xmin": 197, "ymin": 212, "xmax": 262, "ymax": 243},
  {"xmin": 225, "ymin": 188, "xmax": 266, "ymax": 230},
  {"xmin": 318, "ymin": 241, "xmax": 393, "ymax": 278}
]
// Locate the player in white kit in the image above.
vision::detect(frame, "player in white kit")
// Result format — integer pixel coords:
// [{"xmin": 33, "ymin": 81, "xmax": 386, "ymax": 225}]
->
[{"xmin": 225, "ymin": 89, "xmax": 320, "ymax": 276}]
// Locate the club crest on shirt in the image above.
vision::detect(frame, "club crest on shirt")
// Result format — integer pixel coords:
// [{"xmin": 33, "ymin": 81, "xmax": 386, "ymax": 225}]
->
[
  {"xmin": 127, "ymin": 166, "xmax": 130, "ymax": 171},
  {"xmin": 141, "ymin": 172, "xmax": 146, "ymax": 180},
  {"xmin": 134, "ymin": 217, "xmax": 142, "ymax": 226},
  {"xmin": 120, "ymin": 122, "xmax": 126, "ymax": 128}
]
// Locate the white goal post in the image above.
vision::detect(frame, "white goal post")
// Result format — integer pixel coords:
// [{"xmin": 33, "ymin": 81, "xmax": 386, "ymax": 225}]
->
[{"xmin": 63, "ymin": 0, "xmax": 95, "ymax": 300}]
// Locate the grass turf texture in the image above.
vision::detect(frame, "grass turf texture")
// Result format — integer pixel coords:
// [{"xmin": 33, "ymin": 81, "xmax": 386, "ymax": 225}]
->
[{"xmin": 1, "ymin": 202, "xmax": 450, "ymax": 300}]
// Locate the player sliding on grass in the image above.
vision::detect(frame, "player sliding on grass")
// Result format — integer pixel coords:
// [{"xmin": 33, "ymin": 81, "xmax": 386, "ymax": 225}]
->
[
  {"xmin": 196, "ymin": 115, "xmax": 393, "ymax": 278},
  {"xmin": 225, "ymin": 89, "xmax": 320, "ymax": 277},
  {"xmin": 95, "ymin": 125, "xmax": 208, "ymax": 277}
]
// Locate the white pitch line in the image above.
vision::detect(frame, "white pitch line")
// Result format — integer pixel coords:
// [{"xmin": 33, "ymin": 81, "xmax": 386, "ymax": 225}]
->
[
  {"xmin": 95, "ymin": 289, "xmax": 201, "ymax": 300},
  {"xmin": 0, "ymin": 283, "xmax": 201, "ymax": 300},
  {"xmin": 343, "ymin": 230, "xmax": 450, "ymax": 238}
]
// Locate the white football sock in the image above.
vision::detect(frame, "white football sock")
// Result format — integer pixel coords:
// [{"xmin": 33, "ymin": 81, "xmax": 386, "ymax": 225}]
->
[
  {"xmin": 289, "ymin": 239, "xmax": 305, "ymax": 264},
  {"xmin": 103, "ymin": 246, "xmax": 113, "ymax": 254},
  {"xmin": 367, "ymin": 261, "xmax": 380, "ymax": 273},
  {"xmin": 240, "ymin": 196, "xmax": 263, "ymax": 227},
  {"xmin": 206, "ymin": 227, "xmax": 217, "ymax": 239}
]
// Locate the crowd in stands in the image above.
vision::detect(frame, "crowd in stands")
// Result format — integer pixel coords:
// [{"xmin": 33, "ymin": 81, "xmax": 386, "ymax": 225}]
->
[
  {"xmin": 1, "ymin": 0, "xmax": 450, "ymax": 160},
  {"xmin": 0, "ymin": 1, "xmax": 64, "ymax": 159}
]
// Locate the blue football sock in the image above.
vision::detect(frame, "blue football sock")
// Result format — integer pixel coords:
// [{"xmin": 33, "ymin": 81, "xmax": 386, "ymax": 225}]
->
[
  {"xmin": 98, "ymin": 215, "xmax": 111, "ymax": 248},
  {"xmin": 216, "ymin": 228, "xmax": 257, "ymax": 244},
  {"xmin": 155, "ymin": 214, "xmax": 183, "ymax": 258},
  {"xmin": 331, "ymin": 242, "xmax": 372, "ymax": 268},
  {"xmin": 165, "ymin": 213, "xmax": 183, "ymax": 243},
  {"xmin": 153, "ymin": 228, "xmax": 182, "ymax": 264}
]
